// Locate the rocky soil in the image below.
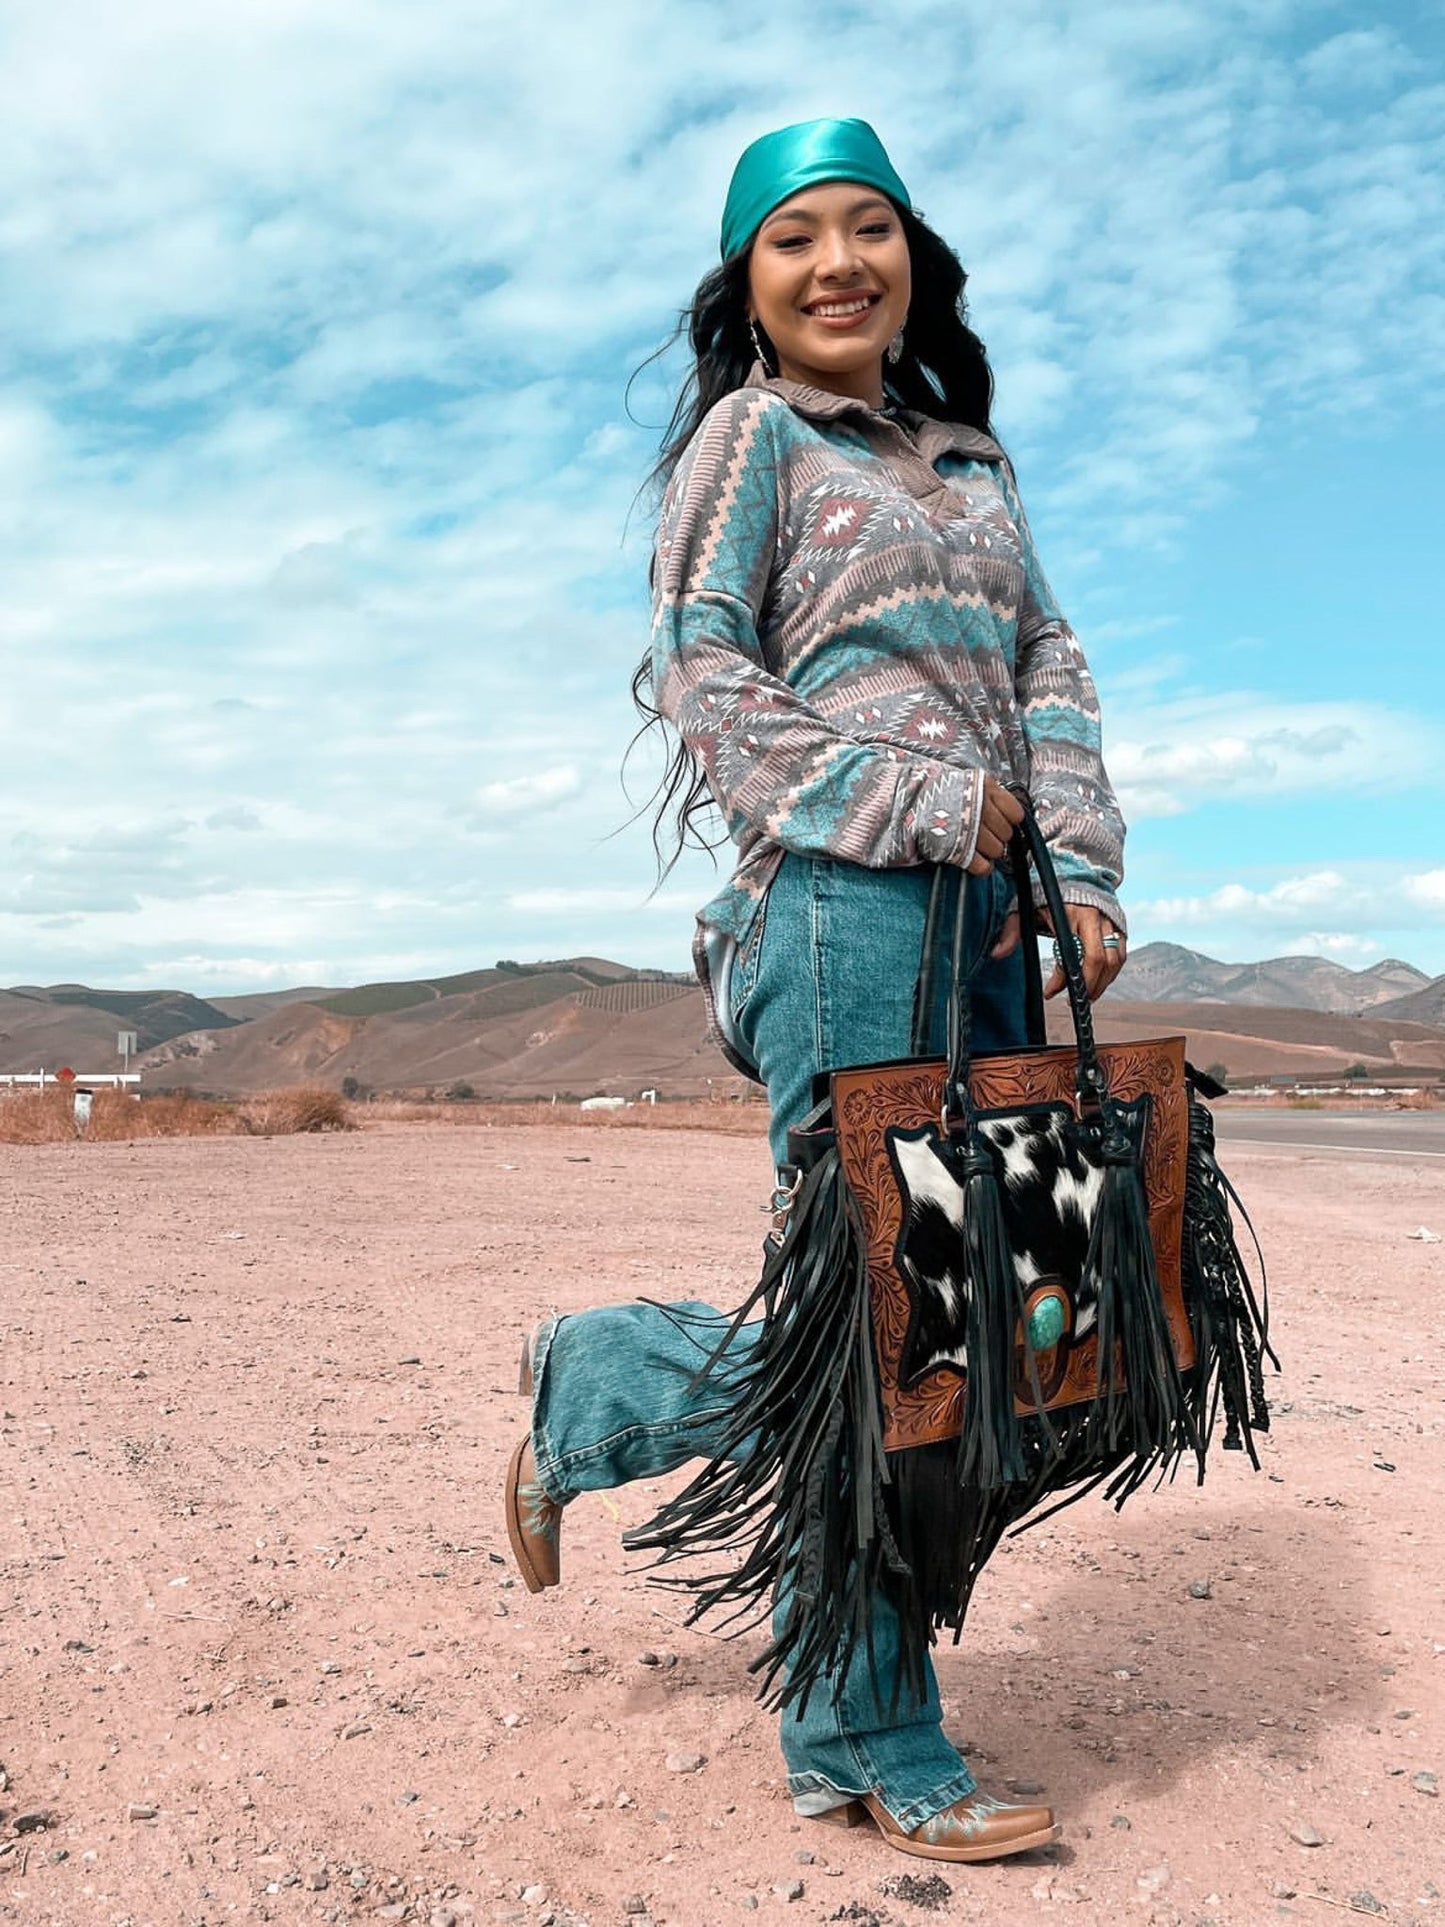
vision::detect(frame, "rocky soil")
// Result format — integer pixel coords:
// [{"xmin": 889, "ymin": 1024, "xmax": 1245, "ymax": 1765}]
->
[{"xmin": 0, "ymin": 1121, "xmax": 1440, "ymax": 1926}]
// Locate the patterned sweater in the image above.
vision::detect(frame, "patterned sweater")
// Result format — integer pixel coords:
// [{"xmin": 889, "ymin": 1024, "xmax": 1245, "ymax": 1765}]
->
[{"xmin": 651, "ymin": 367, "xmax": 1126, "ymax": 1053}]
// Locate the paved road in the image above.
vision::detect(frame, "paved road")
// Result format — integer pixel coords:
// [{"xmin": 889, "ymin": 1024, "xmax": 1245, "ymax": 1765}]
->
[{"xmin": 1213, "ymin": 1107, "xmax": 1445, "ymax": 1161}]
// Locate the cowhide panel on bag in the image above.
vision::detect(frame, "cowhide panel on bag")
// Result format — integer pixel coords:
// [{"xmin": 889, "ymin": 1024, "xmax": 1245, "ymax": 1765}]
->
[
  {"xmin": 887, "ymin": 1098, "xmax": 1150, "ymax": 1388},
  {"xmin": 831, "ymin": 1036, "xmax": 1190, "ymax": 1453}
]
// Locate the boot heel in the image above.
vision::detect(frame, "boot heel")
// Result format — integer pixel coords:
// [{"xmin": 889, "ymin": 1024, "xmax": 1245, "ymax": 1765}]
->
[{"xmin": 808, "ymin": 1800, "xmax": 867, "ymax": 1830}]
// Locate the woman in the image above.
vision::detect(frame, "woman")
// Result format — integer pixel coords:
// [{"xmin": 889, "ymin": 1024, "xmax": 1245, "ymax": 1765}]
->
[{"xmin": 505, "ymin": 117, "xmax": 1129, "ymax": 1864}]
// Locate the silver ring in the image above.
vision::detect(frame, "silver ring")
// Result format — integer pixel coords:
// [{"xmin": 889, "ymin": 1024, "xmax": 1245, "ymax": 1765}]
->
[{"xmin": 1102, "ymin": 934, "xmax": 1121, "ymax": 949}]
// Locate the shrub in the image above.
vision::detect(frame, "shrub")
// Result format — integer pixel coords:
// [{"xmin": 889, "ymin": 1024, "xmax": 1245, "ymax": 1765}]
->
[
  {"xmin": 238, "ymin": 1087, "xmax": 353, "ymax": 1135},
  {"xmin": 0, "ymin": 1089, "xmax": 238, "ymax": 1142},
  {"xmin": 0, "ymin": 1090, "xmax": 93, "ymax": 1142},
  {"xmin": 113, "ymin": 1093, "xmax": 238, "ymax": 1137}
]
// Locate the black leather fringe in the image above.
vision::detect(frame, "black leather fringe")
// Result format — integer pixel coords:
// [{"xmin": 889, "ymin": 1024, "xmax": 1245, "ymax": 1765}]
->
[
  {"xmin": 627, "ymin": 1075, "xmax": 1278, "ymax": 1716},
  {"xmin": 1077, "ymin": 1103, "xmax": 1202, "ymax": 1490},
  {"xmin": 944, "ymin": 1133, "xmax": 1029, "ymax": 1490},
  {"xmin": 1181, "ymin": 1068, "xmax": 1277, "ymax": 1462},
  {"xmin": 623, "ymin": 1140, "xmax": 908, "ymax": 1714}
]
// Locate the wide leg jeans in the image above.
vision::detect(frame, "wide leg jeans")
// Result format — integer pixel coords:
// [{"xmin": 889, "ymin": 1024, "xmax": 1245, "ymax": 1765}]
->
[{"xmin": 528, "ymin": 855, "xmax": 1026, "ymax": 1829}]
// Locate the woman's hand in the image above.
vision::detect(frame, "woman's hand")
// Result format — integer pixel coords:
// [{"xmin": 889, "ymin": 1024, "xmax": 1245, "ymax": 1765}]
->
[
  {"xmin": 965, "ymin": 777, "xmax": 1026, "ymax": 876},
  {"xmin": 990, "ymin": 902, "xmax": 1128, "ymax": 1002}
]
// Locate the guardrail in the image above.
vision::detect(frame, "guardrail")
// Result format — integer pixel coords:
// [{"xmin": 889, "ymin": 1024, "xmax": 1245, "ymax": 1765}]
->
[{"xmin": 0, "ymin": 1073, "xmax": 142, "ymax": 1088}]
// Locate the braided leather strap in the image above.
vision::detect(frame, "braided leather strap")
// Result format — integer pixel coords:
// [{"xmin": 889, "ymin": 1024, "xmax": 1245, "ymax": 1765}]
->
[{"xmin": 941, "ymin": 788, "xmax": 1109, "ymax": 1125}]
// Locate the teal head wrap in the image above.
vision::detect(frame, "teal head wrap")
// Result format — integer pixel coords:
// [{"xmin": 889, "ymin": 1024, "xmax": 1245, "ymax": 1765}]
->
[{"xmin": 719, "ymin": 117, "xmax": 911, "ymax": 262}]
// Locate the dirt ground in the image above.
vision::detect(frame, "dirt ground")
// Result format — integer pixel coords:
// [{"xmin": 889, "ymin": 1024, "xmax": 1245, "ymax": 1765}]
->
[{"xmin": 1, "ymin": 1120, "xmax": 1441, "ymax": 1927}]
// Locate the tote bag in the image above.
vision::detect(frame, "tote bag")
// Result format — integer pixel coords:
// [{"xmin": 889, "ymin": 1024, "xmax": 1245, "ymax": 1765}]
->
[{"xmin": 630, "ymin": 793, "xmax": 1275, "ymax": 1709}]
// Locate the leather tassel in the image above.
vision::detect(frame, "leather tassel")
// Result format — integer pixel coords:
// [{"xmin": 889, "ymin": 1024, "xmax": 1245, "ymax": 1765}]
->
[
  {"xmin": 625, "ymin": 1140, "xmax": 904, "ymax": 1716},
  {"xmin": 945, "ymin": 1133, "xmax": 1028, "ymax": 1490},
  {"xmin": 888, "ymin": 1441, "xmax": 1012, "ymax": 1643},
  {"xmin": 628, "ymin": 1077, "xmax": 1276, "ymax": 1720},
  {"xmin": 1078, "ymin": 1107, "xmax": 1200, "ymax": 1482},
  {"xmin": 1181, "ymin": 1076, "xmax": 1277, "ymax": 1461}
]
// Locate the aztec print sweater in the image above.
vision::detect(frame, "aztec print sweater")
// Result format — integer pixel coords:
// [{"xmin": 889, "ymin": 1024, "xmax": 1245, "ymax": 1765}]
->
[{"xmin": 651, "ymin": 366, "xmax": 1126, "ymax": 1064}]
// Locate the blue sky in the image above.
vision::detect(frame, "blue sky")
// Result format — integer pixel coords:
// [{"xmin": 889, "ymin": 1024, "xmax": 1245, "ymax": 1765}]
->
[{"xmin": 2, "ymin": 0, "xmax": 1442, "ymax": 992}]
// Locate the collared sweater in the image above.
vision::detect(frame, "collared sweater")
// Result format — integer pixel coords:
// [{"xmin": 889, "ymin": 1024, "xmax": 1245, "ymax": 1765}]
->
[{"xmin": 650, "ymin": 367, "xmax": 1126, "ymax": 1057}]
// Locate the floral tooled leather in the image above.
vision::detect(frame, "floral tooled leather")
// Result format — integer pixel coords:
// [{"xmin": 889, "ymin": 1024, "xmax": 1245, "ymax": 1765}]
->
[{"xmin": 831, "ymin": 1037, "xmax": 1190, "ymax": 1453}]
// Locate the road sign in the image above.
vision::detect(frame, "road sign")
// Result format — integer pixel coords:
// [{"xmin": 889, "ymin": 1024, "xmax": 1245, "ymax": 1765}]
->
[{"xmin": 57, "ymin": 1066, "xmax": 76, "ymax": 1083}]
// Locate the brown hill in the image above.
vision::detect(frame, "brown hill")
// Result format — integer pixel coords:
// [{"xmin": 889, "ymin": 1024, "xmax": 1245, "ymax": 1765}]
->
[
  {"xmin": 139, "ymin": 981, "xmax": 733, "ymax": 1100},
  {"xmin": 209, "ymin": 986, "xmax": 339, "ymax": 1020},
  {"xmin": 12, "ymin": 950, "xmax": 1444, "ymax": 1100},
  {"xmin": 1065, "ymin": 999, "xmax": 1445, "ymax": 1082},
  {"xmin": 0, "ymin": 985, "xmax": 238, "ymax": 1073},
  {"xmin": 1111, "ymin": 943, "xmax": 1429, "ymax": 1013},
  {"xmin": 1369, "ymin": 975, "xmax": 1445, "ymax": 1026},
  {"xmin": 142, "ymin": 1004, "xmax": 367, "ymax": 1089},
  {"xmin": 0, "ymin": 991, "xmax": 135, "ymax": 1074},
  {"xmin": 1358, "ymin": 958, "xmax": 1436, "ymax": 999},
  {"xmin": 135, "ymin": 980, "xmax": 1445, "ymax": 1100}
]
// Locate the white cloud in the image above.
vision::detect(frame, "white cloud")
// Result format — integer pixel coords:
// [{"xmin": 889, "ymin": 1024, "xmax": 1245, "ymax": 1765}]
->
[
  {"xmin": 1132, "ymin": 867, "xmax": 1445, "ymax": 944},
  {"xmin": 145, "ymin": 953, "xmax": 333, "ymax": 987},
  {"xmin": 505, "ymin": 887, "xmax": 694, "ymax": 916},
  {"xmin": 1141, "ymin": 873, "xmax": 1352, "ymax": 924},
  {"xmin": 1, "ymin": 1, "xmax": 1441, "ymax": 987},
  {"xmin": 1107, "ymin": 698, "xmax": 1439, "ymax": 819},
  {"xmin": 1299, "ymin": 933, "xmax": 1383, "ymax": 963},
  {"xmin": 471, "ymin": 767, "xmax": 584, "ymax": 818},
  {"xmin": 1300, "ymin": 29, "xmax": 1419, "ymax": 94}
]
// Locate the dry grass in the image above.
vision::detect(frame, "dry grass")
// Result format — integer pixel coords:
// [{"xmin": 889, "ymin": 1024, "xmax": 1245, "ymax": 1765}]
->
[
  {"xmin": 1392, "ymin": 1088, "xmax": 1441, "ymax": 1111},
  {"xmin": 1218, "ymin": 1088, "xmax": 1440, "ymax": 1110},
  {"xmin": 0, "ymin": 1089, "xmax": 236, "ymax": 1143},
  {"xmin": 237, "ymin": 1086, "xmax": 352, "ymax": 1136},
  {"xmin": 359, "ymin": 1098, "xmax": 770, "ymax": 1136},
  {"xmin": 0, "ymin": 1085, "xmax": 354, "ymax": 1144}
]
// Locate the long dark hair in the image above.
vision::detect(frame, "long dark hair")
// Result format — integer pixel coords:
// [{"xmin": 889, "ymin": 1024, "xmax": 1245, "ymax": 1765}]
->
[{"xmin": 629, "ymin": 204, "xmax": 996, "ymax": 875}]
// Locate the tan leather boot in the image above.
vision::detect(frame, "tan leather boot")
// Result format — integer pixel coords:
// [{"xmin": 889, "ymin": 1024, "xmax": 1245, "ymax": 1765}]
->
[
  {"xmin": 812, "ymin": 1787, "xmax": 1060, "ymax": 1862},
  {"xmin": 503, "ymin": 1435, "xmax": 562, "ymax": 1592}
]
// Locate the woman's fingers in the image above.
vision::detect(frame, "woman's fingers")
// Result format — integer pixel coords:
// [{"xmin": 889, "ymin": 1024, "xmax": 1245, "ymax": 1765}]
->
[
  {"xmin": 1100, "ymin": 926, "xmax": 1128, "ymax": 991},
  {"xmin": 978, "ymin": 779, "xmax": 1024, "ymax": 849},
  {"xmin": 976, "ymin": 886, "xmax": 1119, "ymax": 998},
  {"xmin": 990, "ymin": 910, "xmax": 1021, "ymax": 959},
  {"xmin": 968, "ymin": 778, "xmax": 1026, "ymax": 877},
  {"xmin": 1043, "ymin": 907, "xmax": 1126, "ymax": 1002},
  {"xmin": 1077, "ymin": 912, "xmax": 1109, "ymax": 1000}
]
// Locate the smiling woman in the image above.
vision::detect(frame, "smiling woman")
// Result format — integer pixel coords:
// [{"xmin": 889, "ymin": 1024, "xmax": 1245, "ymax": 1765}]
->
[
  {"xmin": 504, "ymin": 116, "xmax": 1130, "ymax": 1865},
  {"xmin": 747, "ymin": 185, "xmax": 912, "ymax": 403}
]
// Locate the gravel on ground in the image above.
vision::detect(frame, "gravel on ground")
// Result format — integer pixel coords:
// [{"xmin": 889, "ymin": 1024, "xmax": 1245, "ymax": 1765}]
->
[{"xmin": 1, "ymin": 1121, "xmax": 1440, "ymax": 1926}]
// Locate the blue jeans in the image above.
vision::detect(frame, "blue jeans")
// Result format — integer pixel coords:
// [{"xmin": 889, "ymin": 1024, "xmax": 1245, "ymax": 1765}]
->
[{"xmin": 530, "ymin": 856, "xmax": 1026, "ymax": 1829}]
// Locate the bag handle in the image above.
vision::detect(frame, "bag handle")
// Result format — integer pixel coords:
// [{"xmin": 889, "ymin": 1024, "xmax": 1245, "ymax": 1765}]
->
[
  {"xmin": 942, "ymin": 788, "xmax": 1109, "ymax": 1129},
  {"xmin": 909, "ymin": 860, "xmax": 1047, "ymax": 1060}
]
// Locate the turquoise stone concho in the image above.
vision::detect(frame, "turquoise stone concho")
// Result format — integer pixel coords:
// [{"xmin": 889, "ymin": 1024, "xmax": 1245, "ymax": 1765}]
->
[{"xmin": 1026, "ymin": 1290, "xmax": 1069, "ymax": 1352}]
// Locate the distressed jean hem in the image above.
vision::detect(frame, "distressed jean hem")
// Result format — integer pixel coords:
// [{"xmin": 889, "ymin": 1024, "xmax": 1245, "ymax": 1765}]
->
[
  {"xmin": 528, "ymin": 1314, "xmax": 574, "ymax": 1506},
  {"xmin": 531, "ymin": 1311, "xmax": 735, "ymax": 1504},
  {"xmin": 788, "ymin": 1763, "xmax": 979, "ymax": 1833}
]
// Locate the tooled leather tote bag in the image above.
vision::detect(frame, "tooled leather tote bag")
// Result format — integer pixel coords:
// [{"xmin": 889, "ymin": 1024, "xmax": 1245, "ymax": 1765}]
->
[{"xmin": 629, "ymin": 792, "xmax": 1275, "ymax": 1710}]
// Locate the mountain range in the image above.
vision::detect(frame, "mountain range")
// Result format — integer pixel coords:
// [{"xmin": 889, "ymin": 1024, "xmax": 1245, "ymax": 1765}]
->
[
  {"xmin": 1107, "ymin": 943, "xmax": 1436, "ymax": 1017},
  {"xmin": 2, "ymin": 943, "xmax": 1441, "ymax": 1098}
]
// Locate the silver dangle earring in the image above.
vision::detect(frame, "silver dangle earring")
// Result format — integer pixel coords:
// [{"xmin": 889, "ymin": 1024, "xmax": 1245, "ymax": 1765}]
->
[
  {"xmin": 749, "ymin": 317, "xmax": 773, "ymax": 374},
  {"xmin": 887, "ymin": 325, "xmax": 906, "ymax": 366}
]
